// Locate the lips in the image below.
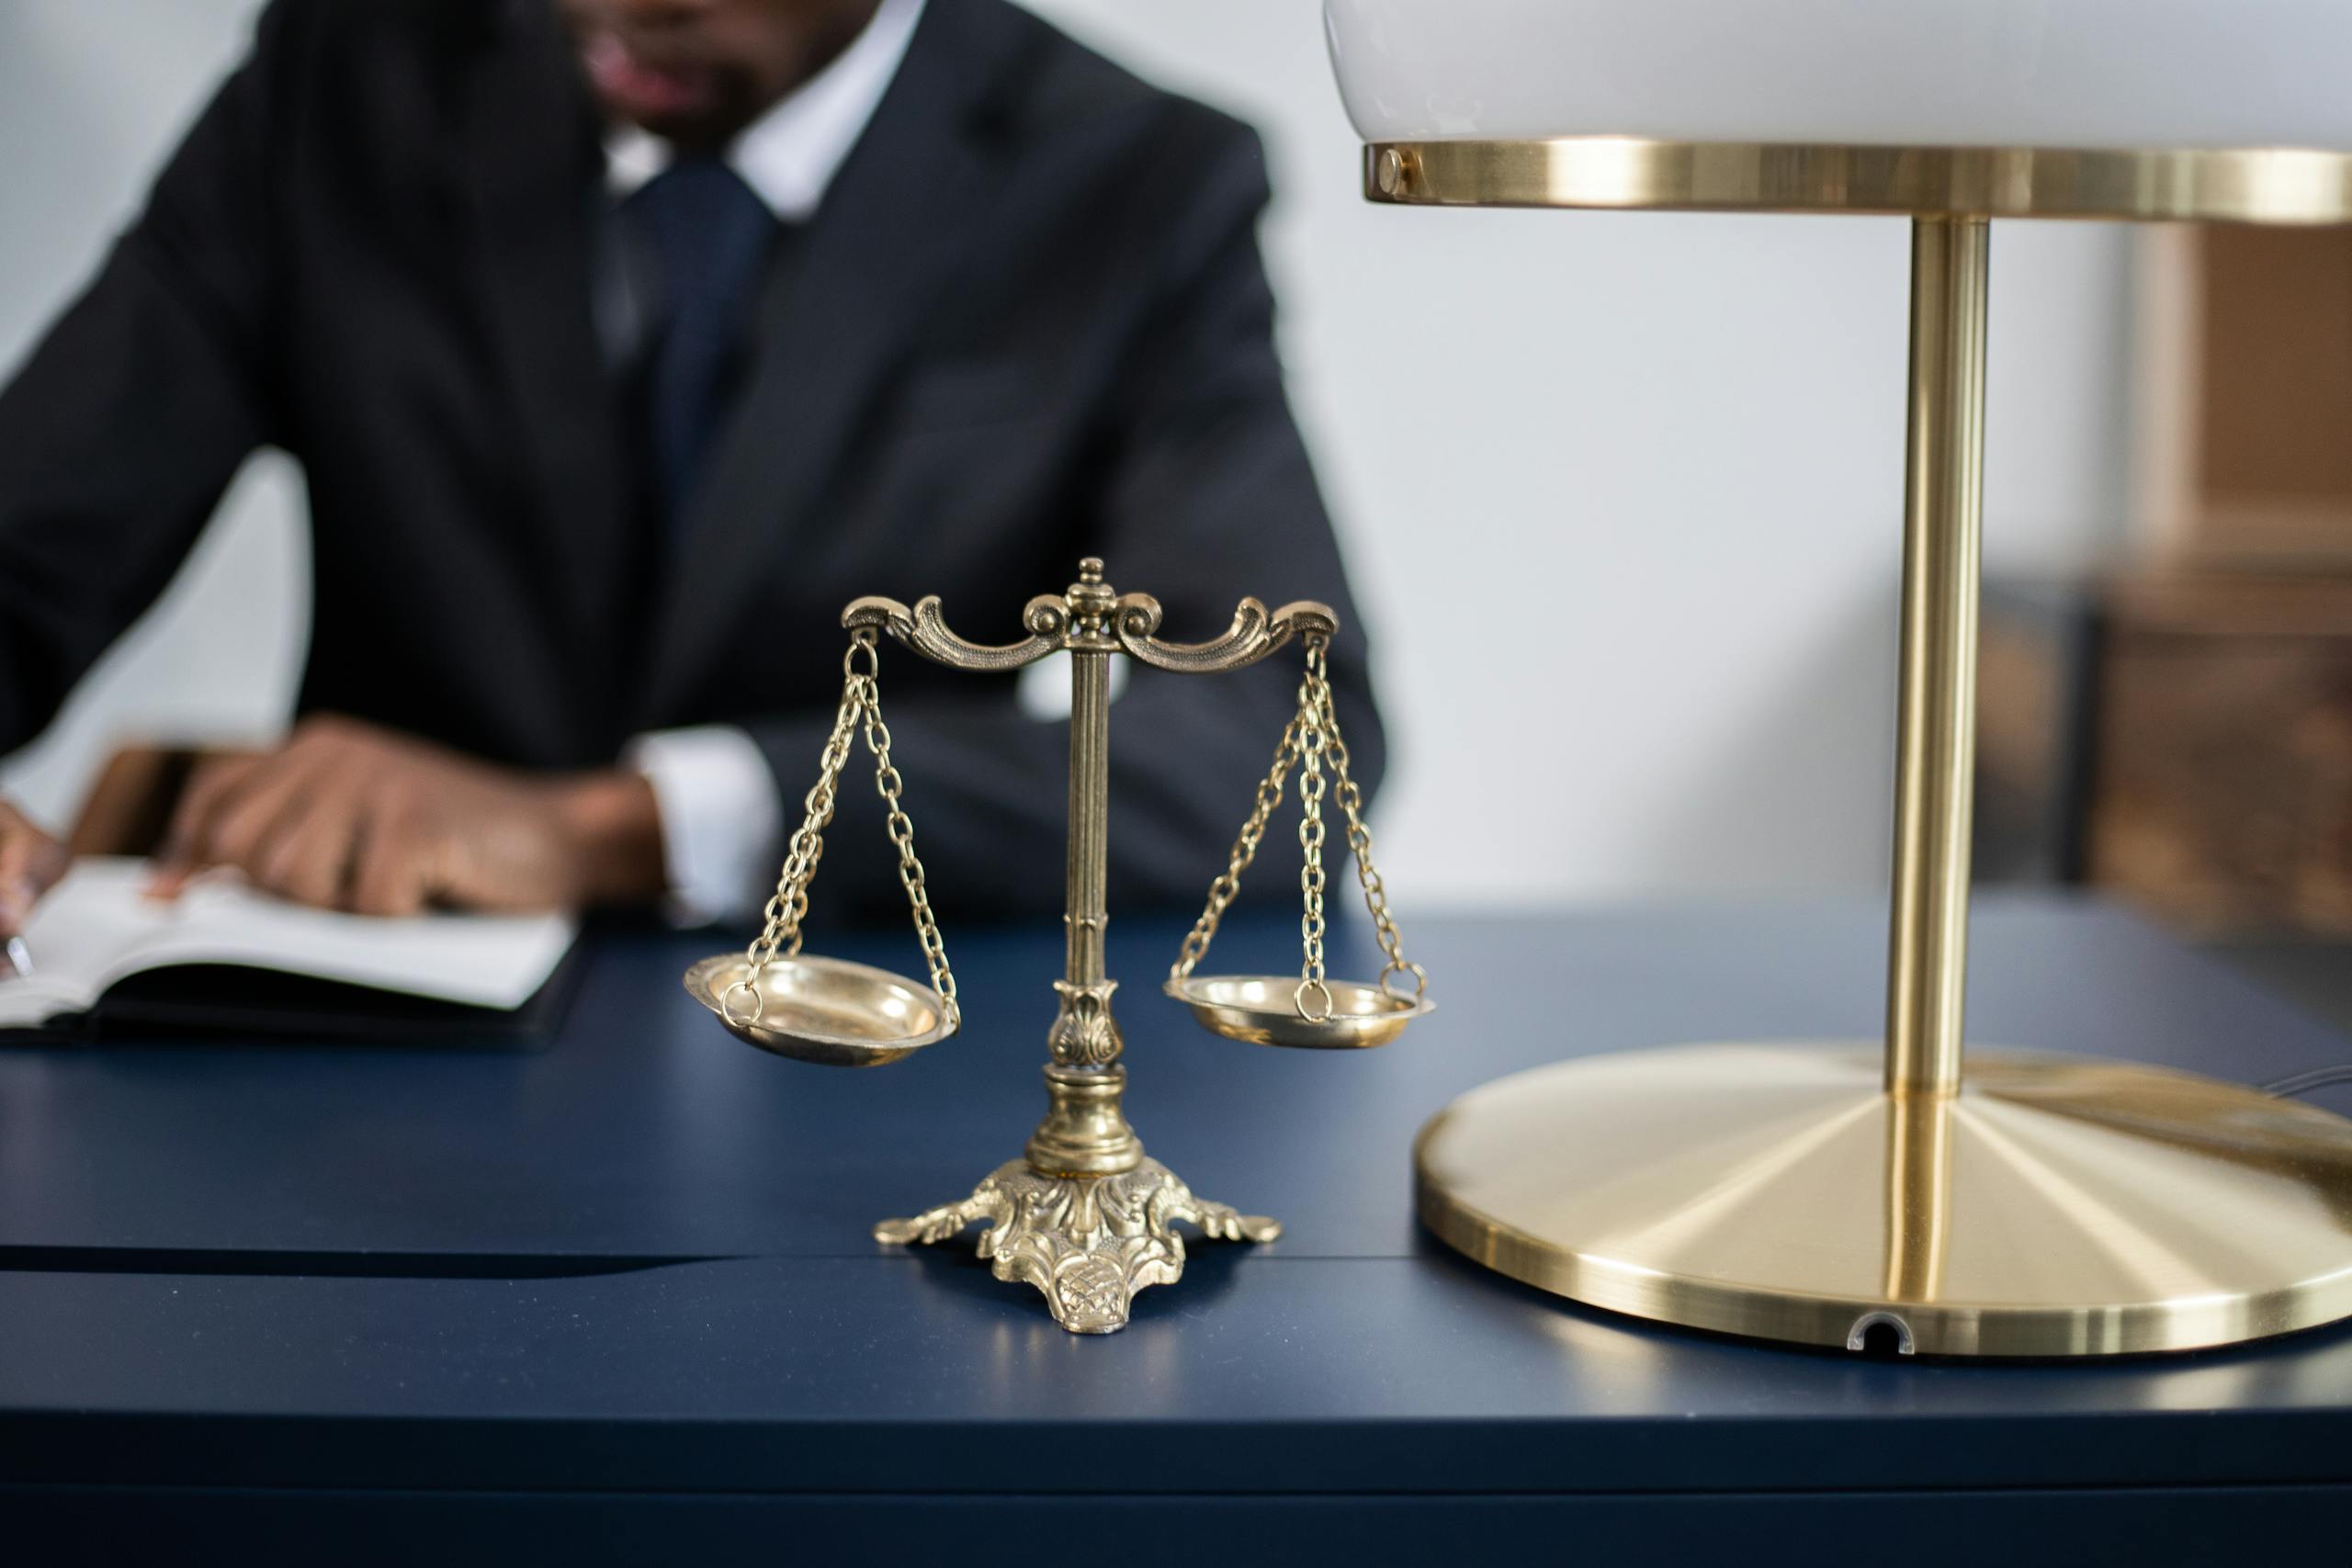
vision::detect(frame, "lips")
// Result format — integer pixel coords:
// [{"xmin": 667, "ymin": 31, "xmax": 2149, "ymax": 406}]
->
[{"xmin": 582, "ymin": 33, "xmax": 718, "ymax": 123}]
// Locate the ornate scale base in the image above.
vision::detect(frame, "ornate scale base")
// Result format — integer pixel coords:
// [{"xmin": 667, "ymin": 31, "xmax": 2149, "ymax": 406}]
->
[
  {"xmin": 874, "ymin": 1066, "xmax": 1279, "ymax": 1333},
  {"xmin": 1416, "ymin": 1045, "xmax": 2352, "ymax": 1357},
  {"xmin": 876, "ymin": 1156, "xmax": 1280, "ymax": 1334}
]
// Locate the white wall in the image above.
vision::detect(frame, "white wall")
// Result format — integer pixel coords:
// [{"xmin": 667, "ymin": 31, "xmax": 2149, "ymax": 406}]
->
[
  {"xmin": 0, "ymin": 0, "xmax": 2134, "ymax": 907},
  {"xmin": 1027, "ymin": 0, "xmax": 2134, "ymax": 907},
  {"xmin": 0, "ymin": 0, "xmax": 307, "ymax": 831}
]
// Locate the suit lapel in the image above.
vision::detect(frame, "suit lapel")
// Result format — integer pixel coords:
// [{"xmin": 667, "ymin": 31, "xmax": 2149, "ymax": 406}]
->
[
  {"xmin": 637, "ymin": 2, "xmax": 1021, "ymax": 721},
  {"xmin": 459, "ymin": 6, "xmax": 638, "ymax": 745}
]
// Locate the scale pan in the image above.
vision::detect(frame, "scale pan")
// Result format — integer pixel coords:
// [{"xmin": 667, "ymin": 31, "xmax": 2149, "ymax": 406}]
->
[
  {"xmin": 1165, "ymin": 974, "xmax": 1432, "ymax": 1050},
  {"xmin": 684, "ymin": 953, "xmax": 956, "ymax": 1067}
]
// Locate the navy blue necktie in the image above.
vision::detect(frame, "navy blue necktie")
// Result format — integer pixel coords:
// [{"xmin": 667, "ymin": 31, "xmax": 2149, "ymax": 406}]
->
[{"xmin": 617, "ymin": 158, "xmax": 779, "ymax": 530}]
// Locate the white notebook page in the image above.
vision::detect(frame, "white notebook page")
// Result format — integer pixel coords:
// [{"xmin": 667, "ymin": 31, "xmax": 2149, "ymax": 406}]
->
[{"xmin": 0, "ymin": 858, "xmax": 577, "ymax": 1028}]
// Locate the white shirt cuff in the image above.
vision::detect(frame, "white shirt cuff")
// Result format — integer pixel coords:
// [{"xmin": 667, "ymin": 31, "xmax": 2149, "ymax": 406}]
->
[{"xmin": 627, "ymin": 726, "xmax": 785, "ymax": 927}]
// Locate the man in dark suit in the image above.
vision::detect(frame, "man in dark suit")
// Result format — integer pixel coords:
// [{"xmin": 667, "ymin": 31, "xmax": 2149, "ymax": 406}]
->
[{"xmin": 0, "ymin": 0, "xmax": 1381, "ymax": 943}]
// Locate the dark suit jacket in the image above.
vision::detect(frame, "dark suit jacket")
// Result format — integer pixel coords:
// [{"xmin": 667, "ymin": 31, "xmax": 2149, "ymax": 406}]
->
[{"xmin": 0, "ymin": 0, "xmax": 1383, "ymax": 921}]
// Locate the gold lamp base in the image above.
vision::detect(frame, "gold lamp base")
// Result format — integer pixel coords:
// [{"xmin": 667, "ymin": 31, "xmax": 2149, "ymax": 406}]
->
[{"xmin": 1417, "ymin": 1045, "xmax": 2352, "ymax": 1357}]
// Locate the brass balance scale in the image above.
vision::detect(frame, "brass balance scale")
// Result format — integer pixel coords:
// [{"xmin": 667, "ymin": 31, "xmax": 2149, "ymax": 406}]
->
[{"xmin": 683, "ymin": 558, "xmax": 1430, "ymax": 1333}]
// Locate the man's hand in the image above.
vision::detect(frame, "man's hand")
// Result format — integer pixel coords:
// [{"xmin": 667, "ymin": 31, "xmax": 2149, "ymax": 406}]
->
[
  {"xmin": 0, "ymin": 799, "xmax": 70, "ymax": 947},
  {"xmin": 150, "ymin": 715, "xmax": 665, "ymax": 916}
]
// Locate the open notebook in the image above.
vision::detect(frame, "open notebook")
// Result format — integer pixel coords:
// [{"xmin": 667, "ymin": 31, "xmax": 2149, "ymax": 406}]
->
[{"xmin": 0, "ymin": 858, "xmax": 580, "ymax": 1042}]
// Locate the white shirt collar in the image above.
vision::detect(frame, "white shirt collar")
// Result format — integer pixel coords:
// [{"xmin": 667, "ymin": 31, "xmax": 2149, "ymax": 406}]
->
[{"xmin": 603, "ymin": 0, "xmax": 924, "ymax": 221}]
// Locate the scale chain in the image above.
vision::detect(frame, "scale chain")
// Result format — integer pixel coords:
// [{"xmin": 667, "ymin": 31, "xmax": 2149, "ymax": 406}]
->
[
  {"xmin": 1168, "ymin": 632, "xmax": 1421, "ymax": 1023},
  {"xmin": 859, "ymin": 663, "xmax": 960, "ymax": 1029},
  {"xmin": 727, "ymin": 627, "xmax": 959, "ymax": 1030},
  {"xmin": 736, "ymin": 636, "xmax": 870, "ymax": 1001},
  {"xmin": 1309, "ymin": 639, "xmax": 1425, "ymax": 1003},
  {"xmin": 1170, "ymin": 712, "xmax": 1302, "ymax": 984},
  {"xmin": 1295, "ymin": 642, "xmax": 1332, "ymax": 1021}
]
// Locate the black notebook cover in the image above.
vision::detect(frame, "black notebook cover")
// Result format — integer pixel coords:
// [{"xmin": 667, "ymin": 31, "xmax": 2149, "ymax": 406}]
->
[{"xmin": 9, "ymin": 938, "xmax": 586, "ymax": 1050}]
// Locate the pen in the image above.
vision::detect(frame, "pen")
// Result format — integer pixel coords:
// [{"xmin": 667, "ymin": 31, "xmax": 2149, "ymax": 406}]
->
[{"xmin": 3, "ymin": 935, "xmax": 28, "ymax": 979}]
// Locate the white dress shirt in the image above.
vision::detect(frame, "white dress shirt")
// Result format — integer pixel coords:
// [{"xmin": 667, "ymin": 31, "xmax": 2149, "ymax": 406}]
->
[{"xmin": 617, "ymin": 0, "xmax": 923, "ymax": 925}]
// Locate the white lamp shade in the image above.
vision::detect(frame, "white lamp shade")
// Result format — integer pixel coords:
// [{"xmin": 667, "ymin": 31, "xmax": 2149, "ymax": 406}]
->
[{"xmin": 1325, "ymin": 0, "xmax": 2352, "ymax": 152}]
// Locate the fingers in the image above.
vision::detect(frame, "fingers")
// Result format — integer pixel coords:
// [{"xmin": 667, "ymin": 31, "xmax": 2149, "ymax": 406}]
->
[
  {"xmin": 151, "ymin": 751, "xmax": 266, "ymax": 898},
  {"xmin": 0, "ymin": 818, "xmax": 37, "ymax": 918},
  {"xmin": 136, "ymin": 715, "xmax": 582, "ymax": 919},
  {"xmin": 196, "ymin": 750, "xmax": 338, "ymax": 886},
  {"xmin": 254, "ymin": 786, "xmax": 365, "ymax": 909},
  {"xmin": 153, "ymin": 731, "xmax": 356, "ymax": 907},
  {"xmin": 0, "ymin": 801, "xmax": 69, "ymax": 938},
  {"xmin": 349, "ymin": 807, "xmax": 430, "ymax": 918}
]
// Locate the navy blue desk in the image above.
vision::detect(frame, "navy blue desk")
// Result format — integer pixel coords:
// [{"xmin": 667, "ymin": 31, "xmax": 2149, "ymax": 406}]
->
[{"xmin": 2, "ymin": 897, "xmax": 2348, "ymax": 1563}]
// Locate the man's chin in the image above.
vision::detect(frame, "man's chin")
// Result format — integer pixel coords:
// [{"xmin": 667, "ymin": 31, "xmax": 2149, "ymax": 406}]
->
[
  {"xmin": 607, "ymin": 104, "xmax": 710, "ymax": 145},
  {"xmin": 579, "ymin": 42, "xmax": 729, "ymax": 140}
]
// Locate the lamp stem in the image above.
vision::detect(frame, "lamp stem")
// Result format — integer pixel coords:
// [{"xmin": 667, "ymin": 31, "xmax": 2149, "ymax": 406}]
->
[{"xmin": 1885, "ymin": 217, "xmax": 1989, "ymax": 1098}]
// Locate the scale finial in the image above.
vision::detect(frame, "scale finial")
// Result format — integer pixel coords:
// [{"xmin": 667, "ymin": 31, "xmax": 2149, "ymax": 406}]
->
[{"xmin": 1078, "ymin": 557, "xmax": 1105, "ymax": 584}]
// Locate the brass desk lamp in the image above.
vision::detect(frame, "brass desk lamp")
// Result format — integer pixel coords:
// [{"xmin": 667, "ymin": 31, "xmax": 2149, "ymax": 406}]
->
[{"xmin": 1328, "ymin": 0, "xmax": 2352, "ymax": 1355}]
